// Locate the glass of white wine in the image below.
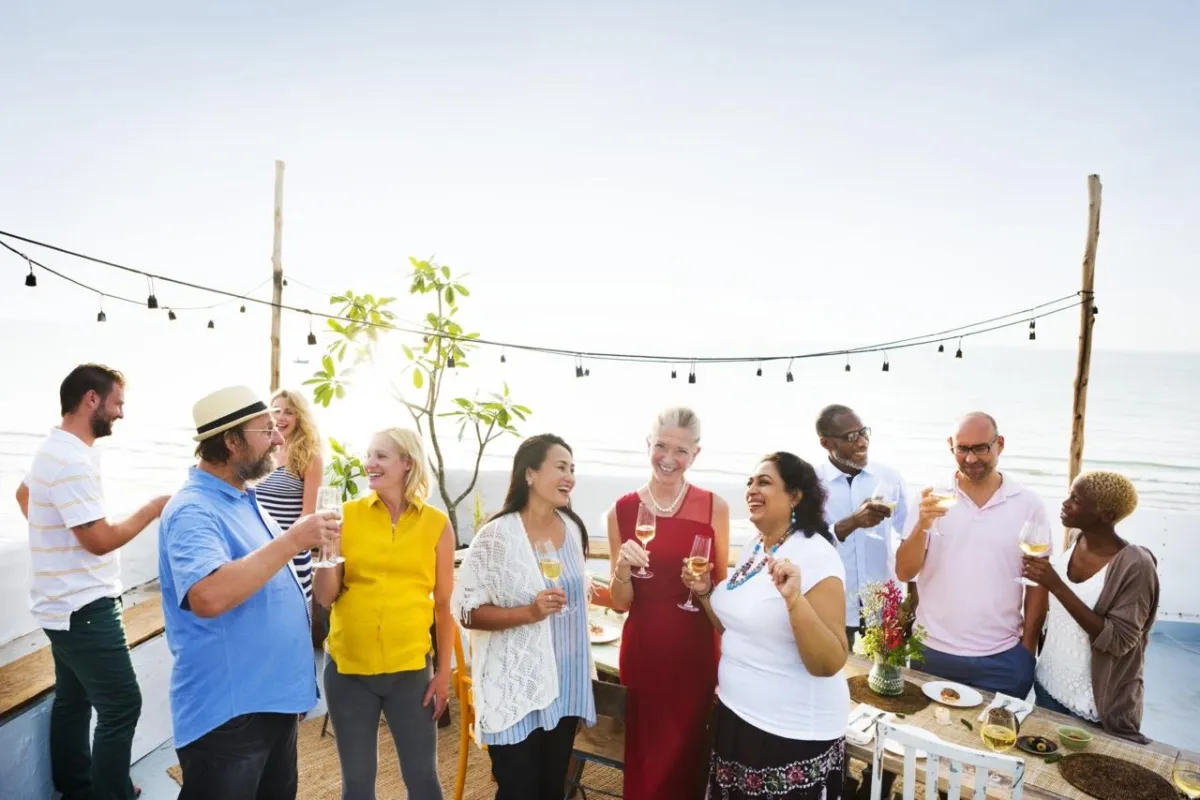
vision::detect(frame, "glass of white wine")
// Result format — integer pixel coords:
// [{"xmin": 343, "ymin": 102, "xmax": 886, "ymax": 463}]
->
[
  {"xmin": 980, "ymin": 706, "xmax": 1019, "ymax": 787},
  {"xmin": 534, "ymin": 539, "xmax": 566, "ymax": 613},
  {"xmin": 1174, "ymin": 750, "xmax": 1200, "ymax": 798},
  {"xmin": 678, "ymin": 535, "xmax": 711, "ymax": 612},
  {"xmin": 1016, "ymin": 518, "xmax": 1052, "ymax": 586},
  {"xmin": 633, "ymin": 503, "xmax": 656, "ymax": 579},
  {"xmin": 928, "ymin": 478, "xmax": 957, "ymax": 537},
  {"xmin": 867, "ymin": 483, "xmax": 899, "ymax": 540},
  {"xmin": 313, "ymin": 486, "xmax": 344, "ymax": 568}
]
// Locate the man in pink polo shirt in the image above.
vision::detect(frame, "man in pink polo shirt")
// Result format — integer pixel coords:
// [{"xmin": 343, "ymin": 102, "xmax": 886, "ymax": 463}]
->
[{"xmin": 895, "ymin": 412, "xmax": 1050, "ymax": 698}]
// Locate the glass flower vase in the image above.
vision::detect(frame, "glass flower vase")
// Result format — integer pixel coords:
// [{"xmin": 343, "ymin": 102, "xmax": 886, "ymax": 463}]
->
[{"xmin": 868, "ymin": 655, "xmax": 905, "ymax": 697}]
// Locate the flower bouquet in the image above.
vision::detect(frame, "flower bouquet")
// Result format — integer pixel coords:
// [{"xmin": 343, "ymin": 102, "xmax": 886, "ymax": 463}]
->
[{"xmin": 858, "ymin": 580, "xmax": 926, "ymax": 696}]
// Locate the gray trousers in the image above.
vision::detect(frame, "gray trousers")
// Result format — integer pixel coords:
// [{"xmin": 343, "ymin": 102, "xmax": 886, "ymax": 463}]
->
[{"xmin": 323, "ymin": 656, "xmax": 442, "ymax": 800}]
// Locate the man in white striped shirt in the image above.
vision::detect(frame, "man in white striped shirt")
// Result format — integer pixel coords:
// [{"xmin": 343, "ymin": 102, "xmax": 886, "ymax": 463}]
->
[{"xmin": 15, "ymin": 364, "xmax": 169, "ymax": 800}]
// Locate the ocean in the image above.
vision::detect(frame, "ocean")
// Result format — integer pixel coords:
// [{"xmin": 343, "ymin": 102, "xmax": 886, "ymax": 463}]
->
[{"xmin": 1, "ymin": 317, "xmax": 1198, "ymax": 643}]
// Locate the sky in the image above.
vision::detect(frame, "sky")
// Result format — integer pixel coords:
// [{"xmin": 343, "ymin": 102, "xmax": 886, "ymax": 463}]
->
[{"xmin": 2, "ymin": 0, "xmax": 1198, "ymax": 365}]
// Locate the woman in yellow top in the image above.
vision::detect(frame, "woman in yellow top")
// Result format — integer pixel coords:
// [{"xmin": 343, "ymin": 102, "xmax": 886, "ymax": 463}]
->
[{"xmin": 313, "ymin": 427, "xmax": 455, "ymax": 800}]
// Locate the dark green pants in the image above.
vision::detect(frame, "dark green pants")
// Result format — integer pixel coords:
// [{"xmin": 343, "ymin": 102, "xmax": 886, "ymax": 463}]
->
[{"xmin": 44, "ymin": 597, "xmax": 142, "ymax": 800}]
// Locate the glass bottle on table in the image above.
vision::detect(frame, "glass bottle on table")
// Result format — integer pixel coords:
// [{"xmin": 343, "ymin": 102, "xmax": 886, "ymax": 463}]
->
[
  {"xmin": 632, "ymin": 503, "xmax": 656, "ymax": 579},
  {"xmin": 678, "ymin": 535, "xmax": 711, "ymax": 612},
  {"xmin": 313, "ymin": 486, "xmax": 344, "ymax": 567}
]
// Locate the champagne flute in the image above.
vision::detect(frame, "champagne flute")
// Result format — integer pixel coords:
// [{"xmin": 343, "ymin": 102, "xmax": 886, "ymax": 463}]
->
[
  {"xmin": 980, "ymin": 706, "xmax": 1019, "ymax": 787},
  {"xmin": 678, "ymin": 535, "xmax": 712, "ymax": 612},
  {"xmin": 1016, "ymin": 518, "xmax": 1051, "ymax": 586},
  {"xmin": 633, "ymin": 503, "xmax": 656, "ymax": 579},
  {"xmin": 313, "ymin": 486, "xmax": 344, "ymax": 568},
  {"xmin": 928, "ymin": 478, "xmax": 957, "ymax": 537},
  {"xmin": 867, "ymin": 483, "xmax": 898, "ymax": 540},
  {"xmin": 533, "ymin": 539, "xmax": 566, "ymax": 613},
  {"xmin": 1173, "ymin": 750, "xmax": 1200, "ymax": 798}
]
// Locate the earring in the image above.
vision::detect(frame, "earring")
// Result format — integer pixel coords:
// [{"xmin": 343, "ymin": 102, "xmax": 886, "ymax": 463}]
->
[{"xmin": 790, "ymin": 506, "xmax": 797, "ymax": 526}]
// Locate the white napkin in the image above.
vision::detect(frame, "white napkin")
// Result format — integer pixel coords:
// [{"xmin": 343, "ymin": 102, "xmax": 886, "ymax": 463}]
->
[
  {"xmin": 846, "ymin": 703, "xmax": 890, "ymax": 746},
  {"xmin": 977, "ymin": 693, "xmax": 1034, "ymax": 724}
]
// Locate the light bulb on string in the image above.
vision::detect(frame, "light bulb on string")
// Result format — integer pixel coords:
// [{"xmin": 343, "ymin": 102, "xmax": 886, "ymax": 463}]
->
[
  {"xmin": 168, "ymin": 310, "xmax": 177, "ymax": 321},
  {"xmin": 207, "ymin": 319, "xmax": 215, "ymax": 330},
  {"xmin": 96, "ymin": 296, "xmax": 106, "ymax": 323},
  {"xmin": 448, "ymin": 354, "xmax": 456, "ymax": 369},
  {"xmin": 881, "ymin": 352, "xmax": 890, "ymax": 372},
  {"xmin": 584, "ymin": 367, "xmax": 591, "ymax": 377},
  {"xmin": 687, "ymin": 364, "xmax": 696, "ymax": 384},
  {"xmin": 24, "ymin": 259, "xmax": 36, "ymax": 288},
  {"xmin": 1028, "ymin": 319, "xmax": 1036, "ymax": 341},
  {"xmin": 239, "ymin": 305, "xmax": 246, "ymax": 313},
  {"xmin": 756, "ymin": 362, "xmax": 763, "ymax": 377},
  {"xmin": 844, "ymin": 355, "xmax": 851, "ymax": 373},
  {"xmin": 670, "ymin": 366, "xmax": 677, "ymax": 380},
  {"xmin": 307, "ymin": 314, "xmax": 317, "ymax": 346},
  {"xmin": 937, "ymin": 341, "xmax": 944, "ymax": 354},
  {"xmin": 785, "ymin": 359, "xmax": 794, "ymax": 383},
  {"xmin": 955, "ymin": 338, "xmax": 963, "ymax": 359},
  {"xmin": 500, "ymin": 350, "xmax": 507, "ymax": 364},
  {"xmin": 146, "ymin": 277, "xmax": 158, "ymax": 309},
  {"xmin": 574, "ymin": 360, "xmax": 583, "ymax": 378}
]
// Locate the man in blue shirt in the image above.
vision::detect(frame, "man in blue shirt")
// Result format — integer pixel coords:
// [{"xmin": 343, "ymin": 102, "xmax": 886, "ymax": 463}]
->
[
  {"xmin": 159, "ymin": 385, "xmax": 338, "ymax": 800},
  {"xmin": 814, "ymin": 404, "xmax": 910, "ymax": 648}
]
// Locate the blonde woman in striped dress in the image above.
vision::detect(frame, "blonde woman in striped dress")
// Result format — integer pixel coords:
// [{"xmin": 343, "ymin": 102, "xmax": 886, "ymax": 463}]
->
[{"xmin": 256, "ymin": 389, "xmax": 324, "ymax": 608}]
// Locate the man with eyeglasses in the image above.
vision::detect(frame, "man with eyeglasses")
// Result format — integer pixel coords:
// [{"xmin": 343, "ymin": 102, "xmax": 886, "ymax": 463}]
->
[
  {"xmin": 814, "ymin": 404, "xmax": 909, "ymax": 649},
  {"xmin": 158, "ymin": 386, "xmax": 340, "ymax": 799},
  {"xmin": 895, "ymin": 412, "xmax": 1050, "ymax": 699}
]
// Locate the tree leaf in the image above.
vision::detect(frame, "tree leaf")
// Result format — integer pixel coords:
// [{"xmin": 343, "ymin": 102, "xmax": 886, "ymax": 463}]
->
[
  {"xmin": 335, "ymin": 384, "xmax": 345, "ymax": 399},
  {"xmin": 322, "ymin": 355, "xmax": 334, "ymax": 374},
  {"xmin": 445, "ymin": 286, "xmax": 455, "ymax": 305},
  {"xmin": 402, "ymin": 344, "xmax": 414, "ymax": 360},
  {"xmin": 441, "ymin": 265, "xmax": 451, "ymax": 279},
  {"xmin": 453, "ymin": 284, "xmax": 470, "ymax": 297},
  {"xmin": 413, "ymin": 369, "xmax": 424, "ymax": 389}
]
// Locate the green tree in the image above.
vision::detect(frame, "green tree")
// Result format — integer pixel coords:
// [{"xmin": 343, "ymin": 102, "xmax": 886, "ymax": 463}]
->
[{"xmin": 306, "ymin": 258, "xmax": 531, "ymax": 543}]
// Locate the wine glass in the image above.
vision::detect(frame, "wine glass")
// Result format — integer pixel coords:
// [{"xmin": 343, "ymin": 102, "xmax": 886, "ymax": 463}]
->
[
  {"xmin": 980, "ymin": 706, "xmax": 1019, "ymax": 786},
  {"xmin": 533, "ymin": 539, "xmax": 566, "ymax": 613},
  {"xmin": 928, "ymin": 478, "xmax": 957, "ymax": 536},
  {"xmin": 678, "ymin": 535, "xmax": 712, "ymax": 612},
  {"xmin": 313, "ymin": 486, "xmax": 344, "ymax": 568},
  {"xmin": 633, "ymin": 503, "xmax": 656, "ymax": 579},
  {"xmin": 1016, "ymin": 518, "xmax": 1052, "ymax": 586},
  {"xmin": 867, "ymin": 483, "xmax": 899, "ymax": 540},
  {"xmin": 1174, "ymin": 750, "xmax": 1200, "ymax": 798}
]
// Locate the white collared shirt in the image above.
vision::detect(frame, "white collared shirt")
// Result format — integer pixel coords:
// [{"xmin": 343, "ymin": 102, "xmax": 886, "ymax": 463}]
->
[{"xmin": 817, "ymin": 459, "xmax": 909, "ymax": 626}]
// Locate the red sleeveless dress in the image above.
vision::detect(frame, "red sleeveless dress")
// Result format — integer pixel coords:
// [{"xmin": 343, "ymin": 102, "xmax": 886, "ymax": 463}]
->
[{"xmin": 616, "ymin": 488, "xmax": 720, "ymax": 800}]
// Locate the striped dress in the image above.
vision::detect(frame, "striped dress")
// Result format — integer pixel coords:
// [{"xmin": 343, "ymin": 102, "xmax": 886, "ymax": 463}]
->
[
  {"xmin": 256, "ymin": 465, "xmax": 313, "ymax": 603},
  {"xmin": 481, "ymin": 530, "xmax": 596, "ymax": 745}
]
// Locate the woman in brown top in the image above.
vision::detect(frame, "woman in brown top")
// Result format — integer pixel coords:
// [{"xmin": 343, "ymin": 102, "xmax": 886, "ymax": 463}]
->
[{"xmin": 1022, "ymin": 470, "xmax": 1160, "ymax": 743}]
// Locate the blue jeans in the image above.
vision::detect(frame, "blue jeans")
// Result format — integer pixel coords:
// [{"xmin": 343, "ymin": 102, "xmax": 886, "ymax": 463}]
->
[
  {"xmin": 919, "ymin": 642, "xmax": 1036, "ymax": 698},
  {"xmin": 1033, "ymin": 681, "xmax": 1089, "ymax": 724}
]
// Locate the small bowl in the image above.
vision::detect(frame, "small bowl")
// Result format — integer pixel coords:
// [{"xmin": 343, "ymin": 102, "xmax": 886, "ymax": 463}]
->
[{"xmin": 1056, "ymin": 725, "xmax": 1094, "ymax": 751}]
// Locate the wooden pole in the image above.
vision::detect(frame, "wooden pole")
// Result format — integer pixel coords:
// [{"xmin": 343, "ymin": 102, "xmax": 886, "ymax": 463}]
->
[
  {"xmin": 269, "ymin": 160, "xmax": 286, "ymax": 393},
  {"xmin": 1066, "ymin": 174, "xmax": 1101, "ymax": 546}
]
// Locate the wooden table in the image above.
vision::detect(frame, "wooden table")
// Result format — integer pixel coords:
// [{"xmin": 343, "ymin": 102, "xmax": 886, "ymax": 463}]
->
[{"xmin": 585, "ymin": 608, "xmax": 1189, "ymax": 799}]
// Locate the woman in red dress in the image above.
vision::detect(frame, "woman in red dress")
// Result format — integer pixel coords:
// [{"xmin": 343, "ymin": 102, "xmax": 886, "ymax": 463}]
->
[{"xmin": 605, "ymin": 407, "xmax": 730, "ymax": 800}]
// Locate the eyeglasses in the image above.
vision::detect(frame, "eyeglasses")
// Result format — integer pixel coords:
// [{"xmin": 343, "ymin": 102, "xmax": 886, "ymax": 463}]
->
[
  {"xmin": 952, "ymin": 440, "xmax": 996, "ymax": 457},
  {"xmin": 243, "ymin": 425, "xmax": 280, "ymax": 437},
  {"xmin": 830, "ymin": 427, "xmax": 870, "ymax": 443}
]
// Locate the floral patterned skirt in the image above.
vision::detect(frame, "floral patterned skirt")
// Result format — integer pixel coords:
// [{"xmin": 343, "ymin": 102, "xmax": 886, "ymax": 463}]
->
[{"xmin": 706, "ymin": 700, "xmax": 844, "ymax": 800}]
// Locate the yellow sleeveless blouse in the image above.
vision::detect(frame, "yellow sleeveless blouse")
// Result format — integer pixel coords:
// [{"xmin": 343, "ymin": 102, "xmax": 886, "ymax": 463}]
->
[{"xmin": 326, "ymin": 493, "xmax": 447, "ymax": 675}]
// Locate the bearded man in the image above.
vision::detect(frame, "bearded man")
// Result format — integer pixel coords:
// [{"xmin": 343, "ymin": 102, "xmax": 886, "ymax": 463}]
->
[
  {"xmin": 158, "ymin": 385, "xmax": 337, "ymax": 799},
  {"xmin": 16, "ymin": 364, "xmax": 169, "ymax": 800}
]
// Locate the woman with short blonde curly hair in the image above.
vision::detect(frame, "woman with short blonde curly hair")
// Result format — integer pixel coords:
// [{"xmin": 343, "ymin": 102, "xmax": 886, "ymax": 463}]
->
[{"xmin": 1021, "ymin": 470, "xmax": 1160, "ymax": 742}]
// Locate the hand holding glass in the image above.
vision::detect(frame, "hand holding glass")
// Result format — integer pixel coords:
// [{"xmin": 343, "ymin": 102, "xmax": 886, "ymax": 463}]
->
[
  {"xmin": 632, "ymin": 503, "xmax": 656, "ymax": 579},
  {"xmin": 313, "ymin": 487, "xmax": 344, "ymax": 568},
  {"xmin": 1016, "ymin": 518, "xmax": 1051, "ymax": 585},
  {"xmin": 867, "ymin": 483, "xmax": 899, "ymax": 539},
  {"xmin": 678, "ymin": 535, "xmax": 711, "ymax": 612},
  {"xmin": 928, "ymin": 478, "xmax": 957, "ymax": 536},
  {"xmin": 534, "ymin": 539, "xmax": 566, "ymax": 612}
]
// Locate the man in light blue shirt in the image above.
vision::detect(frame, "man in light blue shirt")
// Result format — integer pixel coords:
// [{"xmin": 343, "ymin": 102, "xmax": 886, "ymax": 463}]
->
[
  {"xmin": 159, "ymin": 385, "xmax": 337, "ymax": 800},
  {"xmin": 814, "ymin": 404, "xmax": 909, "ymax": 648}
]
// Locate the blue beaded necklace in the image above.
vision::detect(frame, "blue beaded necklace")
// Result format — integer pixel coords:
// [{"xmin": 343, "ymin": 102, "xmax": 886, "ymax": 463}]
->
[{"xmin": 725, "ymin": 528, "xmax": 794, "ymax": 590}]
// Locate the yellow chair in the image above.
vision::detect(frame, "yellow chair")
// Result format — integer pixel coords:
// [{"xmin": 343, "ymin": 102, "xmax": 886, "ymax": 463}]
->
[{"xmin": 451, "ymin": 620, "xmax": 486, "ymax": 800}]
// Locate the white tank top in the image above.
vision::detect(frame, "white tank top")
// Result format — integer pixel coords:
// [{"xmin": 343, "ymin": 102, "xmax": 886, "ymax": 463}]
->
[{"xmin": 1034, "ymin": 544, "xmax": 1107, "ymax": 722}]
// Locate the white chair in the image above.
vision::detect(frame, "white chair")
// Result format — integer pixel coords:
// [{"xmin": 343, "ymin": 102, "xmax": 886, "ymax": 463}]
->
[{"xmin": 871, "ymin": 720, "xmax": 1026, "ymax": 800}]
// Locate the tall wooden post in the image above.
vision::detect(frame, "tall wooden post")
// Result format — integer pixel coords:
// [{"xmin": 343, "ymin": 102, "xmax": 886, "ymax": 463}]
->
[
  {"xmin": 270, "ymin": 160, "xmax": 286, "ymax": 393},
  {"xmin": 1066, "ymin": 175, "xmax": 1101, "ymax": 546}
]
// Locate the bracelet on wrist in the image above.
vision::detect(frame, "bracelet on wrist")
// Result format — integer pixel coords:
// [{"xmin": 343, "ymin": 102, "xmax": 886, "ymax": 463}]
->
[
  {"xmin": 696, "ymin": 584, "xmax": 715, "ymax": 599},
  {"xmin": 612, "ymin": 572, "xmax": 632, "ymax": 584}
]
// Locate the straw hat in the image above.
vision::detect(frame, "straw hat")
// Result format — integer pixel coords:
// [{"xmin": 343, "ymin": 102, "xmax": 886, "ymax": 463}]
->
[{"xmin": 192, "ymin": 385, "xmax": 270, "ymax": 441}]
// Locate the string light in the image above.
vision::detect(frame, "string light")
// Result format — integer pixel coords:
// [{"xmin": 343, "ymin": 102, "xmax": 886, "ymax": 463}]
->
[
  {"xmin": 448, "ymin": 354, "xmax": 456, "ymax": 368},
  {"xmin": 688, "ymin": 362, "xmax": 697, "ymax": 384},
  {"xmin": 955, "ymin": 338, "xmax": 963, "ymax": 359},
  {"xmin": 96, "ymin": 295, "xmax": 106, "ymax": 323},
  {"xmin": 937, "ymin": 342, "xmax": 945, "ymax": 354},
  {"xmin": 756, "ymin": 363, "xmax": 763, "ymax": 377},
  {"xmin": 24, "ymin": 258, "xmax": 36, "ymax": 287},
  {"xmin": 168, "ymin": 310, "xmax": 177, "ymax": 321},
  {"xmin": 307, "ymin": 314, "xmax": 317, "ymax": 346},
  {"xmin": 207, "ymin": 319, "xmax": 215, "ymax": 330},
  {"xmin": 146, "ymin": 277, "xmax": 159, "ymax": 309},
  {"xmin": 0, "ymin": 230, "xmax": 1088, "ymax": 371},
  {"xmin": 240, "ymin": 305, "xmax": 246, "ymax": 313},
  {"xmin": 1029, "ymin": 319, "xmax": 1036, "ymax": 341},
  {"xmin": 786, "ymin": 359, "xmax": 794, "ymax": 383},
  {"xmin": 881, "ymin": 352, "xmax": 890, "ymax": 372},
  {"xmin": 500, "ymin": 350, "xmax": 507, "ymax": 364},
  {"xmin": 670, "ymin": 367, "xmax": 677, "ymax": 379}
]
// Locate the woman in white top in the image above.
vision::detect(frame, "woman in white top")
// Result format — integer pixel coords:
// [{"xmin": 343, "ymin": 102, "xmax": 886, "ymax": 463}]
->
[
  {"xmin": 684, "ymin": 452, "xmax": 849, "ymax": 800},
  {"xmin": 451, "ymin": 434, "xmax": 596, "ymax": 800}
]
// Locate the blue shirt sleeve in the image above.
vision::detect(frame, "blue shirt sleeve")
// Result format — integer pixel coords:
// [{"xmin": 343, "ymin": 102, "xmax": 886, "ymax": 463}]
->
[{"xmin": 163, "ymin": 503, "xmax": 232, "ymax": 611}]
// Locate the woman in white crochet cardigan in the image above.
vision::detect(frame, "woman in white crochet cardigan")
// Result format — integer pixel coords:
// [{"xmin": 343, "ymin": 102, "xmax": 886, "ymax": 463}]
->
[{"xmin": 452, "ymin": 434, "xmax": 597, "ymax": 800}]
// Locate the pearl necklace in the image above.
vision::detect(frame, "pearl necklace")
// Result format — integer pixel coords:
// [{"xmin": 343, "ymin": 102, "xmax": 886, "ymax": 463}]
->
[{"xmin": 645, "ymin": 479, "xmax": 688, "ymax": 515}]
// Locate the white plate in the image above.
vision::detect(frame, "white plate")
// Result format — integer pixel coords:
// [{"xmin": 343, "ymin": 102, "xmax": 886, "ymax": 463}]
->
[
  {"xmin": 922, "ymin": 680, "xmax": 983, "ymax": 708},
  {"xmin": 588, "ymin": 617, "xmax": 622, "ymax": 644},
  {"xmin": 882, "ymin": 724, "xmax": 941, "ymax": 760}
]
